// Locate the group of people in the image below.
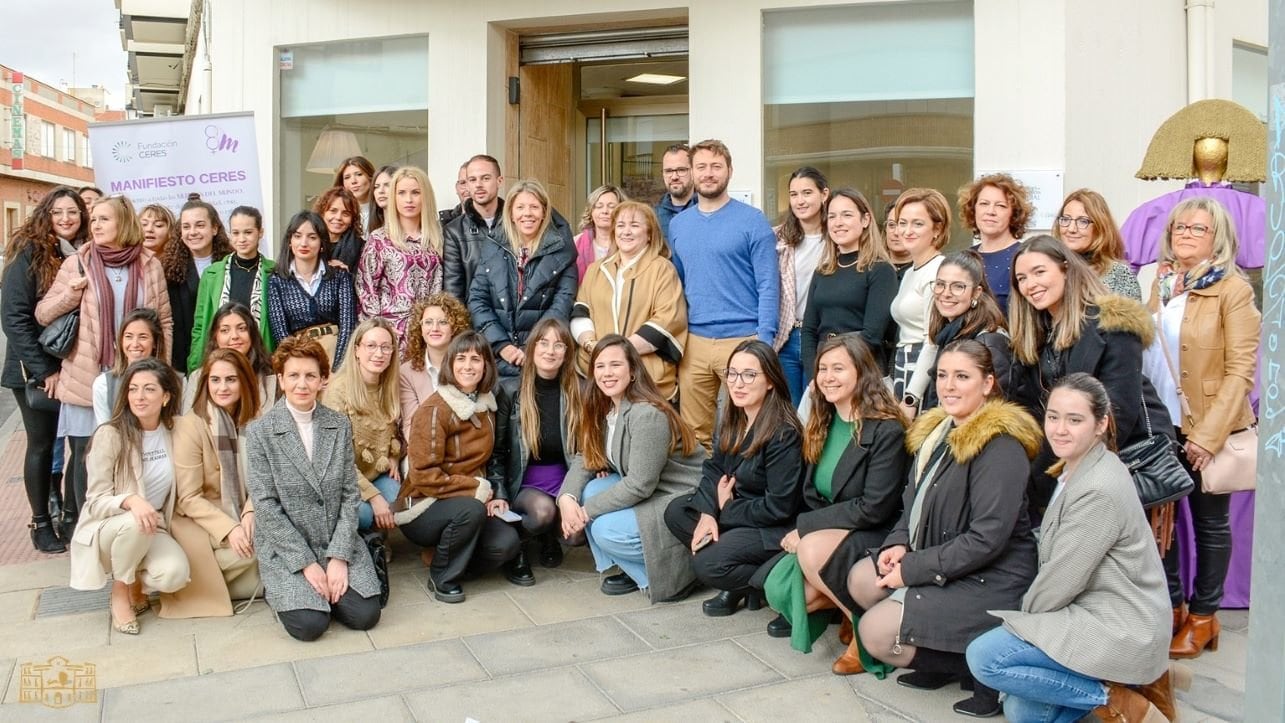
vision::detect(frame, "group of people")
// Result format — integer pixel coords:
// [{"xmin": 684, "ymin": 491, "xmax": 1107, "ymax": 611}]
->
[{"xmin": 0, "ymin": 139, "xmax": 1260, "ymax": 721}]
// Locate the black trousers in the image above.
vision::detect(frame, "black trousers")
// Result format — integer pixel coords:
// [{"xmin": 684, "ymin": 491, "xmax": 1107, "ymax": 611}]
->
[
  {"xmin": 277, "ymin": 588, "xmax": 381, "ymax": 642},
  {"xmin": 1162, "ymin": 430, "xmax": 1231, "ymax": 615},
  {"xmin": 398, "ymin": 497, "xmax": 521, "ymax": 586},
  {"xmin": 663, "ymin": 493, "xmax": 785, "ymax": 593},
  {"xmin": 11, "ymin": 389, "xmax": 58, "ymax": 519},
  {"xmin": 65, "ymin": 434, "xmax": 90, "ymax": 520}
]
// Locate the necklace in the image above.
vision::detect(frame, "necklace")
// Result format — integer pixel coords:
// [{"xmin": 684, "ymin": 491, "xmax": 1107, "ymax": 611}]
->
[
  {"xmin": 835, "ymin": 251, "xmax": 860, "ymax": 269},
  {"xmin": 232, "ymin": 255, "xmax": 258, "ymax": 272},
  {"xmin": 108, "ymin": 266, "xmax": 125, "ymax": 283}
]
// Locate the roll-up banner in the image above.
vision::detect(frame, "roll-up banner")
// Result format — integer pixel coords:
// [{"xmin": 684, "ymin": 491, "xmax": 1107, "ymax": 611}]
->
[{"xmin": 88, "ymin": 111, "xmax": 262, "ymax": 224}]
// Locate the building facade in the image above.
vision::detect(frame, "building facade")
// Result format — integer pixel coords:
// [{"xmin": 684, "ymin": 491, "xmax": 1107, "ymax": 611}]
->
[
  {"xmin": 0, "ymin": 66, "xmax": 101, "ymax": 250},
  {"xmin": 181, "ymin": 0, "xmax": 1267, "ymax": 238}
]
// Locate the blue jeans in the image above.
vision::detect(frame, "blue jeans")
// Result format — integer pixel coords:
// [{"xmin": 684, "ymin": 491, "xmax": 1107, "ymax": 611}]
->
[
  {"xmin": 583, "ymin": 474, "xmax": 648, "ymax": 589},
  {"xmin": 357, "ymin": 474, "xmax": 401, "ymax": 531},
  {"xmin": 966, "ymin": 627, "xmax": 1108, "ymax": 723},
  {"xmin": 778, "ymin": 327, "xmax": 804, "ymax": 407}
]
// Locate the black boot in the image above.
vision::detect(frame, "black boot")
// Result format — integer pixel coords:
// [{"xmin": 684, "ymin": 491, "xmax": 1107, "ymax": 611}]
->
[
  {"xmin": 29, "ymin": 516, "xmax": 66, "ymax": 554},
  {"xmin": 58, "ymin": 512, "xmax": 77, "ymax": 546},
  {"xmin": 504, "ymin": 550, "xmax": 535, "ymax": 587},
  {"xmin": 701, "ymin": 589, "xmax": 763, "ymax": 617},
  {"xmin": 766, "ymin": 614, "xmax": 792, "ymax": 638},
  {"xmin": 953, "ymin": 682, "xmax": 1002, "ymax": 718},
  {"xmin": 537, "ymin": 532, "xmax": 563, "ymax": 568},
  {"xmin": 48, "ymin": 473, "xmax": 63, "ymax": 522},
  {"xmin": 897, "ymin": 648, "xmax": 971, "ymax": 690}
]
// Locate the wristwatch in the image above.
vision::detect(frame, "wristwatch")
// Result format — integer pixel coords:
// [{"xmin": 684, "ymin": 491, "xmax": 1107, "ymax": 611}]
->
[{"xmin": 902, "ymin": 393, "xmax": 920, "ymax": 407}]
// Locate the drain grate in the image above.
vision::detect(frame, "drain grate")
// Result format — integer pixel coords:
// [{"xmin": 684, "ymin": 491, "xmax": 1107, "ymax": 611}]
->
[{"xmin": 36, "ymin": 586, "xmax": 110, "ymax": 618}]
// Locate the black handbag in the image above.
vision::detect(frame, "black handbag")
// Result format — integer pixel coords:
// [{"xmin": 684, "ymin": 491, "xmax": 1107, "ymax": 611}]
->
[
  {"xmin": 1117, "ymin": 392, "xmax": 1193, "ymax": 508},
  {"xmin": 362, "ymin": 530, "xmax": 390, "ymax": 608},
  {"xmin": 37, "ymin": 259, "xmax": 85, "ymax": 359},
  {"xmin": 24, "ymin": 379, "xmax": 60, "ymax": 413}
]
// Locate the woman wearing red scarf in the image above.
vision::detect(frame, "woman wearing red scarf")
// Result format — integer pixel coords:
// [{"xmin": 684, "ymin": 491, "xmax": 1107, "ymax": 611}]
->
[{"xmin": 36, "ymin": 195, "xmax": 173, "ymax": 540}]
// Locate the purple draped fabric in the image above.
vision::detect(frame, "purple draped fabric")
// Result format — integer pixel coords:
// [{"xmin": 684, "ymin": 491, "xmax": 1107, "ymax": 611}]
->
[
  {"xmin": 1174, "ymin": 491, "xmax": 1254, "ymax": 609},
  {"xmin": 1121, "ymin": 182, "xmax": 1266, "ymax": 270}
]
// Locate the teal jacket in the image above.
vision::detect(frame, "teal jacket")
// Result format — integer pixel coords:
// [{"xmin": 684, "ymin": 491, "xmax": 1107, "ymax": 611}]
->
[{"xmin": 188, "ymin": 257, "xmax": 276, "ymax": 373}]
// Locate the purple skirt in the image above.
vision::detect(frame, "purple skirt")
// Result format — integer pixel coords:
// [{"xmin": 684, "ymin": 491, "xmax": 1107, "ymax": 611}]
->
[{"xmin": 521, "ymin": 463, "xmax": 567, "ymax": 498}]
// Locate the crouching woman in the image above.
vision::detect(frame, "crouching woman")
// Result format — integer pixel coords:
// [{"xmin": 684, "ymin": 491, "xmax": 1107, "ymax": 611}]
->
[
  {"xmin": 244, "ymin": 336, "xmax": 381, "ymax": 641},
  {"xmin": 69, "ymin": 358, "xmax": 190, "ymax": 635}
]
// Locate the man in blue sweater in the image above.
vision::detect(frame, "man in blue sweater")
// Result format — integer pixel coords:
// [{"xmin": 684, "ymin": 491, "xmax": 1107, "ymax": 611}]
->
[{"xmin": 668, "ymin": 139, "xmax": 780, "ymax": 447}]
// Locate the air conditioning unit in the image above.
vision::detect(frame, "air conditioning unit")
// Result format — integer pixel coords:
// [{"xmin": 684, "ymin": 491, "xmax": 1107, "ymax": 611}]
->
[{"xmin": 153, "ymin": 104, "xmax": 174, "ymax": 117}]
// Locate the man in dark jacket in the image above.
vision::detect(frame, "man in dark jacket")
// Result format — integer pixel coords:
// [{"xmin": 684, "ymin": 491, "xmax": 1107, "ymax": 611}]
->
[
  {"xmin": 654, "ymin": 143, "xmax": 697, "ymax": 244},
  {"xmin": 442, "ymin": 155, "xmax": 505, "ymax": 301},
  {"xmin": 438, "ymin": 163, "xmax": 470, "ymax": 226}
]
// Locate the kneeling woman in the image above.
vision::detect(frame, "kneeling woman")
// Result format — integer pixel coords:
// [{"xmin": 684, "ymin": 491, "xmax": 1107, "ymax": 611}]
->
[
  {"xmin": 848, "ymin": 340, "xmax": 1040, "ymax": 717},
  {"xmin": 558, "ymin": 335, "xmax": 704, "ymax": 600},
  {"xmin": 164, "ymin": 348, "xmax": 263, "ymax": 618},
  {"xmin": 665, "ymin": 340, "xmax": 804, "ymax": 616},
  {"xmin": 245, "ymin": 336, "xmax": 381, "ymax": 641},
  {"xmin": 398, "ymin": 332, "xmax": 520, "ymax": 603},
  {"xmin": 764, "ymin": 335, "xmax": 909, "ymax": 656},
  {"xmin": 69, "ymin": 359, "xmax": 191, "ymax": 635},
  {"xmin": 967, "ymin": 374, "xmax": 1174, "ymax": 723}
]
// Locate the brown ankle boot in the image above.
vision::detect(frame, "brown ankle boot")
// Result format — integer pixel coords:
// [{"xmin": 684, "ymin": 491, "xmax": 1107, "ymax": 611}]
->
[
  {"xmin": 831, "ymin": 638, "xmax": 866, "ymax": 676},
  {"xmin": 1170, "ymin": 612, "xmax": 1220, "ymax": 659},
  {"xmin": 1093, "ymin": 683, "xmax": 1166, "ymax": 722},
  {"xmin": 1172, "ymin": 603, "xmax": 1188, "ymax": 635},
  {"xmin": 1136, "ymin": 670, "xmax": 1176, "ymax": 721},
  {"xmin": 838, "ymin": 616, "xmax": 853, "ymax": 645}
]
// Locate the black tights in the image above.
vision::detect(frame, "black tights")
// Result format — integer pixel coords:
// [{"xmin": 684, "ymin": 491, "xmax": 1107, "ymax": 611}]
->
[
  {"xmin": 65, "ymin": 434, "xmax": 90, "ymax": 521},
  {"xmin": 11, "ymin": 389, "xmax": 58, "ymax": 520},
  {"xmin": 512, "ymin": 488, "xmax": 559, "ymax": 537}
]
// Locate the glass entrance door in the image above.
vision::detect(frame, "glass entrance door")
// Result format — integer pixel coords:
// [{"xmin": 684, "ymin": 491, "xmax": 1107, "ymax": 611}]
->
[{"xmin": 586, "ymin": 113, "xmax": 689, "ymax": 204}]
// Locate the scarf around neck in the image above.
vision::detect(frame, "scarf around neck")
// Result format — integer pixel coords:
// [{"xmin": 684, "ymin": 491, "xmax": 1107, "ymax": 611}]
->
[
  {"xmin": 1157, "ymin": 262, "xmax": 1225, "ymax": 306},
  {"xmin": 208, "ymin": 404, "xmax": 247, "ymax": 520},
  {"xmin": 86, "ymin": 243, "xmax": 145, "ymax": 367}
]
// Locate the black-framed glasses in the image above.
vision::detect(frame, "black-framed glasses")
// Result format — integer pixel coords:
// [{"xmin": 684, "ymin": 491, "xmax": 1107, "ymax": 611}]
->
[
  {"xmin": 721, "ymin": 369, "xmax": 759, "ymax": 385},
  {"xmin": 1056, "ymin": 215, "xmax": 1093, "ymax": 230}
]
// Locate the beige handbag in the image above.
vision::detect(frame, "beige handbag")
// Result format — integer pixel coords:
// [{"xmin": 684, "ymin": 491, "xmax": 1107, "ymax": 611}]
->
[{"xmin": 1156, "ymin": 321, "xmax": 1257, "ymax": 494}]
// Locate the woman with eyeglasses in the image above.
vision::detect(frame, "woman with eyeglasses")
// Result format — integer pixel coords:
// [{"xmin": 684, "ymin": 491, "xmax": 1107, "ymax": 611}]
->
[
  {"xmin": 267, "ymin": 211, "xmax": 359, "ymax": 372},
  {"xmin": 493, "ymin": 319, "xmax": 583, "ymax": 582},
  {"xmin": 324, "ymin": 318, "xmax": 403, "ymax": 534},
  {"xmin": 470, "ymin": 179, "xmax": 578, "ymax": 378},
  {"xmin": 36, "ymin": 195, "xmax": 174, "ymax": 545},
  {"xmin": 400, "ymin": 293, "xmax": 471, "ymax": 440},
  {"xmin": 800, "ymin": 189, "xmax": 897, "ymax": 381},
  {"xmin": 572, "ymin": 201, "xmax": 687, "ymax": 402},
  {"xmin": 890, "ymin": 189, "xmax": 950, "ymax": 419},
  {"xmin": 665, "ymin": 340, "xmax": 804, "ymax": 616},
  {"xmin": 2, "ymin": 186, "xmax": 90, "ymax": 552},
  {"xmin": 900, "ymin": 251, "xmax": 1010, "ymax": 413},
  {"xmin": 1052, "ymin": 189, "xmax": 1141, "ymax": 300},
  {"xmin": 1142, "ymin": 197, "xmax": 1259, "ymax": 660},
  {"xmin": 1008, "ymin": 235, "xmax": 1173, "ymax": 523},
  {"xmin": 958, "ymin": 174, "xmax": 1032, "ymax": 314}
]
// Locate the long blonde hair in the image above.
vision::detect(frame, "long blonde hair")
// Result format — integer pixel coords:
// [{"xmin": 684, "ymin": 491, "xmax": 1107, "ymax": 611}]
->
[
  {"xmin": 502, "ymin": 180, "xmax": 553, "ymax": 255},
  {"xmin": 386, "ymin": 166, "xmax": 442, "ymax": 254},
  {"xmin": 330, "ymin": 317, "xmax": 401, "ymax": 422},
  {"xmin": 817, "ymin": 188, "xmax": 888, "ymax": 275},
  {"xmin": 518, "ymin": 318, "xmax": 581, "ymax": 458}
]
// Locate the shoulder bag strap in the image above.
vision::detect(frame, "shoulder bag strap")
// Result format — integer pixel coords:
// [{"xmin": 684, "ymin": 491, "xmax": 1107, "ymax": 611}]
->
[{"xmin": 1155, "ymin": 312, "xmax": 1194, "ymax": 425}]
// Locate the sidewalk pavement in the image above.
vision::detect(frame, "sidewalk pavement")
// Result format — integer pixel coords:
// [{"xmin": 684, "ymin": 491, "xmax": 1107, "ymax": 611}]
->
[{"xmin": 0, "ymin": 414, "xmax": 1248, "ymax": 722}]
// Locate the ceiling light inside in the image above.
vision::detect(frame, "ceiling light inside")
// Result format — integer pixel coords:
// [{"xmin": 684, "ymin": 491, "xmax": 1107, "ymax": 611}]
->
[{"xmin": 626, "ymin": 73, "xmax": 685, "ymax": 85}]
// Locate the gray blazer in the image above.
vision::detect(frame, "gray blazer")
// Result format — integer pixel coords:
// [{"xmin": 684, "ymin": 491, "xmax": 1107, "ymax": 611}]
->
[
  {"xmin": 245, "ymin": 399, "xmax": 380, "ymax": 613},
  {"xmin": 994, "ymin": 443, "xmax": 1170, "ymax": 685},
  {"xmin": 561, "ymin": 399, "xmax": 705, "ymax": 602}
]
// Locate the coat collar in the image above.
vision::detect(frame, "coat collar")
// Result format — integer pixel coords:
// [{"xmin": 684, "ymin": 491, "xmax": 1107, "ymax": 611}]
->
[
  {"xmin": 1041, "ymin": 442, "xmax": 1110, "ymax": 536},
  {"xmin": 437, "ymin": 384, "xmax": 497, "ymax": 423},
  {"xmin": 826, "ymin": 418, "xmax": 880, "ymax": 499},
  {"xmin": 906, "ymin": 400, "xmax": 1043, "ymax": 464}
]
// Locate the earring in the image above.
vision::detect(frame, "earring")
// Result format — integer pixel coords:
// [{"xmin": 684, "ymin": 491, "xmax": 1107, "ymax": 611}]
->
[{"xmin": 970, "ymin": 299, "xmax": 978, "ymax": 309}]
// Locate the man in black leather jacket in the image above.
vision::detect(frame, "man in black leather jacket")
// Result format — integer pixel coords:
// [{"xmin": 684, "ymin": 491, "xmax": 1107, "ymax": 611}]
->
[{"xmin": 442, "ymin": 154, "xmax": 505, "ymax": 300}]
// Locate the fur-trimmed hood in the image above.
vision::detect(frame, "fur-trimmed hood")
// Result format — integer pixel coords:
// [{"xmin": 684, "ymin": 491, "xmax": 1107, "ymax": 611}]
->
[
  {"xmin": 906, "ymin": 400, "xmax": 1043, "ymax": 464},
  {"xmin": 436, "ymin": 384, "xmax": 497, "ymax": 423},
  {"xmin": 1094, "ymin": 294, "xmax": 1155, "ymax": 346}
]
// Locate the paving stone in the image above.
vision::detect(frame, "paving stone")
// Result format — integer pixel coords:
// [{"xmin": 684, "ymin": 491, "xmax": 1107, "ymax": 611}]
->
[
  {"xmin": 0, "ymin": 559, "xmax": 72, "ymax": 595},
  {"xmin": 732, "ymin": 629, "xmax": 846, "ymax": 679},
  {"xmin": 846, "ymin": 669, "xmax": 966, "ymax": 722},
  {"xmin": 0, "ymin": 698, "xmax": 102, "ymax": 722},
  {"xmin": 247, "ymin": 694, "xmax": 415, "ymax": 722},
  {"xmin": 719, "ymin": 674, "xmax": 883, "ymax": 721},
  {"xmin": 1191, "ymin": 629, "xmax": 1247, "ymax": 675},
  {"xmin": 385, "ymin": 570, "xmax": 433, "ymax": 608},
  {"xmin": 1219, "ymin": 609, "xmax": 1249, "ymax": 633},
  {"xmin": 505, "ymin": 576, "xmax": 651, "ymax": 625},
  {"xmin": 402, "ymin": 667, "xmax": 619, "ymax": 722},
  {"xmin": 3, "ymin": 635, "xmax": 198, "ymax": 703},
  {"xmin": 294, "ymin": 639, "xmax": 487, "ymax": 707},
  {"xmin": 194, "ymin": 614, "xmax": 372, "ymax": 673},
  {"xmin": 614, "ymin": 600, "xmax": 774, "ymax": 649},
  {"xmin": 121, "ymin": 599, "xmax": 278, "ymax": 645},
  {"xmin": 102, "ymin": 663, "xmax": 304, "ymax": 721},
  {"xmin": 0, "ymin": 611, "xmax": 106, "ymax": 659},
  {"xmin": 581, "ymin": 639, "xmax": 783, "ymax": 712},
  {"xmin": 464, "ymin": 615, "xmax": 652, "ymax": 677},
  {"xmin": 0, "ymin": 590, "xmax": 38, "ymax": 624},
  {"xmin": 1180, "ymin": 671, "xmax": 1244, "ymax": 722},
  {"xmin": 366, "ymin": 595, "xmax": 533, "ymax": 649},
  {"xmin": 587, "ymin": 697, "xmax": 738, "ymax": 722}
]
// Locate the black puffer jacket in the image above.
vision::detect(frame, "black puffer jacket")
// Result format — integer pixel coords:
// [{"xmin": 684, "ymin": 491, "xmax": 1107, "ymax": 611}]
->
[
  {"xmin": 468, "ymin": 216, "xmax": 577, "ymax": 377},
  {"xmin": 1, "ymin": 246, "xmax": 63, "ymax": 389},
  {"xmin": 442, "ymin": 198, "xmax": 505, "ymax": 302}
]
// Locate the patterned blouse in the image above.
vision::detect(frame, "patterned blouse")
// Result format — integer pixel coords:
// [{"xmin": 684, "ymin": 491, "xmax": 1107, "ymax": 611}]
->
[
  {"xmin": 1100, "ymin": 260, "xmax": 1142, "ymax": 300},
  {"xmin": 355, "ymin": 228, "xmax": 443, "ymax": 345},
  {"xmin": 266, "ymin": 267, "xmax": 359, "ymax": 370}
]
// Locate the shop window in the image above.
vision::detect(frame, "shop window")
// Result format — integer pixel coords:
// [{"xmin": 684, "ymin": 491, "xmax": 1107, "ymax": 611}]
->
[
  {"xmin": 762, "ymin": 2, "xmax": 975, "ymax": 244},
  {"xmin": 278, "ymin": 35, "xmax": 429, "ymax": 220},
  {"xmin": 1232, "ymin": 43, "xmax": 1267, "ymax": 122}
]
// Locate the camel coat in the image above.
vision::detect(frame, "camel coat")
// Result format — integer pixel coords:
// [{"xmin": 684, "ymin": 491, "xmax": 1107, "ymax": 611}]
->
[
  {"xmin": 34, "ymin": 244, "xmax": 173, "ymax": 408},
  {"xmin": 69, "ymin": 424, "xmax": 180, "ymax": 591},
  {"xmin": 160, "ymin": 413, "xmax": 257, "ymax": 619},
  {"xmin": 560, "ymin": 400, "xmax": 705, "ymax": 602}
]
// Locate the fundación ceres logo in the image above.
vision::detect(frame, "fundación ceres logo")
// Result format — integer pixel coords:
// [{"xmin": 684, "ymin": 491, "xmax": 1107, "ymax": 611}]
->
[{"xmin": 205, "ymin": 124, "xmax": 240, "ymax": 154}]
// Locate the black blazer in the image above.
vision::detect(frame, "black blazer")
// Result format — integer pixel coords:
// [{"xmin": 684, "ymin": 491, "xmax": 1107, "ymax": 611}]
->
[
  {"xmin": 168, "ymin": 259, "xmax": 202, "ymax": 374},
  {"xmin": 691, "ymin": 423, "xmax": 804, "ymax": 530},
  {"xmin": 796, "ymin": 418, "xmax": 909, "ymax": 536}
]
